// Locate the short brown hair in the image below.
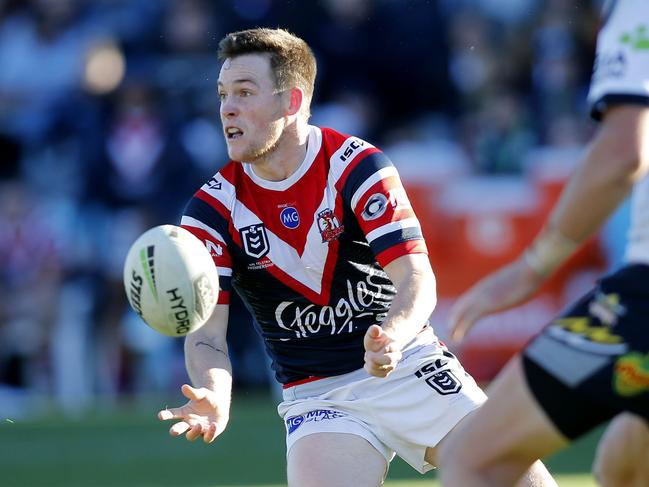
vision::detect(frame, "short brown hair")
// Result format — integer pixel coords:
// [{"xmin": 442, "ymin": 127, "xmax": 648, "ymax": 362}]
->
[{"xmin": 218, "ymin": 28, "xmax": 317, "ymax": 114}]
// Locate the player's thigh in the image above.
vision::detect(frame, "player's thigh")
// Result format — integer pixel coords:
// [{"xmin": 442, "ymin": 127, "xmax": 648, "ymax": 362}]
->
[
  {"xmin": 287, "ymin": 432, "xmax": 387, "ymax": 487},
  {"xmin": 594, "ymin": 413, "xmax": 649, "ymax": 487},
  {"xmin": 433, "ymin": 356, "xmax": 568, "ymax": 477}
]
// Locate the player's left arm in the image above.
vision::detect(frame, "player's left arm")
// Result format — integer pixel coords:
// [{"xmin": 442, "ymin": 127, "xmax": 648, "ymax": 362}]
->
[
  {"xmin": 338, "ymin": 146, "xmax": 436, "ymax": 377},
  {"xmin": 450, "ymin": 105, "xmax": 649, "ymax": 341},
  {"xmin": 541, "ymin": 106, "xmax": 649, "ymax": 255},
  {"xmin": 363, "ymin": 253, "xmax": 437, "ymax": 378}
]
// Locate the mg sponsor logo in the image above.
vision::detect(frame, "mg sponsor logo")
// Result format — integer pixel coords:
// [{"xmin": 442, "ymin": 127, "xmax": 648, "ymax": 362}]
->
[
  {"xmin": 285, "ymin": 415, "xmax": 305, "ymax": 434},
  {"xmin": 285, "ymin": 410, "xmax": 348, "ymax": 435},
  {"xmin": 280, "ymin": 207, "xmax": 300, "ymax": 229}
]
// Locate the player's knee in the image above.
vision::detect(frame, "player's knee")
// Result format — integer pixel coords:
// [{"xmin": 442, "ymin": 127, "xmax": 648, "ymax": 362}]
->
[
  {"xmin": 593, "ymin": 455, "xmax": 633, "ymax": 487},
  {"xmin": 288, "ymin": 463, "xmax": 384, "ymax": 487},
  {"xmin": 592, "ymin": 414, "xmax": 647, "ymax": 487},
  {"xmin": 435, "ymin": 430, "xmax": 478, "ymax": 475},
  {"xmin": 524, "ymin": 460, "xmax": 559, "ymax": 487},
  {"xmin": 287, "ymin": 469, "xmax": 322, "ymax": 487},
  {"xmin": 287, "ymin": 461, "xmax": 333, "ymax": 487},
  {"xmin": 592, "ymin": 446, "xmax": 640, "ymax": 487},
  {"xmin": 288, "ymin": 434, "xmax": 386, "ymax": 487},
  {"xmin": 593, "ymin": 465, "xmax": 626, "ymax": 487}
]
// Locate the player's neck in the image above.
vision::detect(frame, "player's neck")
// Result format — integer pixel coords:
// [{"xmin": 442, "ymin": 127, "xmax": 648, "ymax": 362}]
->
[{"xmin": 251, "ymin": 120, "xmax": 310, "ymax": 182}]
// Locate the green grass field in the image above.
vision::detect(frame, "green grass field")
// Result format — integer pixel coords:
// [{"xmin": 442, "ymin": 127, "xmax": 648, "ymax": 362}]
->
[{"xmin": 0, "ymin": 392, "xmax": 602, "ymax": 486}]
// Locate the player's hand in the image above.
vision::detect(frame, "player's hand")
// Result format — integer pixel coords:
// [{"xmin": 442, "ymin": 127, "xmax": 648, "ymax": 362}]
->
[
  {"xmin": 363, "ymin": 324, "xmax": 403, "ymax": 378},
  {"xmin": 448, "ymin": 258, "xmax": 545, "ymax": 342},
  {"xmin": 158, "ymin": 384, "xmax": 229, "ymax": 443}
]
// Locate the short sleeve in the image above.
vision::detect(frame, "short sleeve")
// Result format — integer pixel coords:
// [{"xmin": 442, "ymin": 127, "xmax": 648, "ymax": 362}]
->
[
  {"xmin": 181, "ymin": 193, "xmax": 233, "ymax": 304},
  {"xmin": 338, "ymin": 150, "xmax": 428, "ymax": 267}
]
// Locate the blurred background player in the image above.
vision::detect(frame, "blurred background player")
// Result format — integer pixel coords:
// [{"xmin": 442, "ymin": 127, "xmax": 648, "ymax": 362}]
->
[
  {"xmin": 156, "ymin": 28, "xmax": 556, "ymax": 487},
  {"xmin": 439, "ymin": 0, "xmax": 649, "ymax": 486}
]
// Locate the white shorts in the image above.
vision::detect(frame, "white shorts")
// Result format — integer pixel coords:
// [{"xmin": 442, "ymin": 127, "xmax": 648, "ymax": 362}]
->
[{"xmin": 277, "ymin": 328, "xmax": 487, "ymax": 474}]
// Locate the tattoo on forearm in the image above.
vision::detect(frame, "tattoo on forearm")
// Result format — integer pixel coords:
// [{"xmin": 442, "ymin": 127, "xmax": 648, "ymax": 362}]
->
[{"xmin": 195, "ymin": 341, "xmax": 228, "ymax": 357}]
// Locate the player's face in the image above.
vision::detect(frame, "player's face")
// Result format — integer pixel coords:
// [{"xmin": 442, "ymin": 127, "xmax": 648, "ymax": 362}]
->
[{"xmin": 218, "ymin": 54, "xmax": 287, "ymax": 163}]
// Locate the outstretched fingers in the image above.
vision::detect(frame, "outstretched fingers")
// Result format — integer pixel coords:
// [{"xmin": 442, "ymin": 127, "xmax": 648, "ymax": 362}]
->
[
  {"xmin": 169, "ymin": 421, "xmax": 192, "ymax": 437},
  {"xmin": 158, "ymin": 406, "xmax": 186, "ymax": 421},
  {"xmin": 202, "ymin": 423, "xmax": 220, "ymax": 444},
  {"xmin": 185, "ymin": 422, "xmax": 206, "ymax": 441},
  {"xmin": 158, "ymin": 384, "xmax": 226, "ymax": 443},
  {"xmin": 448, "ymin": 289, "xmax": 488, "ymax": 343},
  {"xmin": 181, "ymin": 383, "xmax": 208, "ymax": 401},
  {"xmin": 448, "ymin": 300, "xmax": 473, "ymax": 342}
]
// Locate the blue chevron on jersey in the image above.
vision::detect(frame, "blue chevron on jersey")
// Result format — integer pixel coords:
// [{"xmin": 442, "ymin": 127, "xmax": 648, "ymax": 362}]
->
[{"xmin": 180, "ymin": 125, "xmax": 428, "ymax": 384}]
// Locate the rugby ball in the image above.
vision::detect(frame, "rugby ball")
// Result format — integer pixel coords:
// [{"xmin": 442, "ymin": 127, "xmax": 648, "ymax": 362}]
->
[{"xmin": 123, "ymin": 225, "xmax": 219, "ymax": 337}]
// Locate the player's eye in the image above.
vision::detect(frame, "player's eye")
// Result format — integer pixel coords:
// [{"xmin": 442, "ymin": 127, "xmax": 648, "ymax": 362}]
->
[
  {"xmin": 218, "ymin": 92, "xmax": 226, "ymax": 101},
  {"xmin": 240, "ymin": 90, "xmax": 252, "ymax": 97}
]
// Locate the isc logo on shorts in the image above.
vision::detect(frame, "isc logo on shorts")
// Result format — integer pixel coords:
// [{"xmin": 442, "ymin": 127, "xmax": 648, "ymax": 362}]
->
[{"xmin": 415, "ymin": 359, "xmax": 462, "ymax": 395}]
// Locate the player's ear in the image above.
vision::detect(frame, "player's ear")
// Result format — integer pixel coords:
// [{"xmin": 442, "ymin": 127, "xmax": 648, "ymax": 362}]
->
[{"xmin": 286, "ymin": 87, "xmax": 304, "ymax": 116}]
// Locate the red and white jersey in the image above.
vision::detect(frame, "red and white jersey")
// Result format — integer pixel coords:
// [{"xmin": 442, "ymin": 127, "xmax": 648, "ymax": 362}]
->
[{"xmin": 181, "ymin": 125, "xmax": 428, "ymax": 384}]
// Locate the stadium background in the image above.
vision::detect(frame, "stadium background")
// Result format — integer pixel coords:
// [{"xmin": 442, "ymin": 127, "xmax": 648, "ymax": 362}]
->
[{"xmin": 0, "ymin": 0, "xmax": 624, "ymax": 485}]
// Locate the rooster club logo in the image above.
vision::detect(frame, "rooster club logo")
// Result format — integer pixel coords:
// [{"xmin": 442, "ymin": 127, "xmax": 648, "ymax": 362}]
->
[
  {"xmin": 317, "ymin": 208, "xmax": 344, "ymax": 242},
  {"xmin": 280, "ymin": 207, "xmax": 300, "ymax": 229},
  {"xmin": 240, "ymin": 224, "xmax": 270, "ymax": 259}
]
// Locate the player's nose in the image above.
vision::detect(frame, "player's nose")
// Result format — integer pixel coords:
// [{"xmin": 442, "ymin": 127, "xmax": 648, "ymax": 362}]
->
[{"xmin": 220, "ymin": 97, "xmax": 238, "ymax": 119}]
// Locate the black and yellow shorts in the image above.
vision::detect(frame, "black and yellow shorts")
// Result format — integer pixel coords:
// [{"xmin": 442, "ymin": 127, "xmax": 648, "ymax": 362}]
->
[{"xmin": 522, "ymin": 264, "xmax": 649, "ymax": 440}]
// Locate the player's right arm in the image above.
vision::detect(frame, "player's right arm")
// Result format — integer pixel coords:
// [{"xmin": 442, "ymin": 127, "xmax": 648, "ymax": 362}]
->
[
  {"xmin": 158, "ymin": 304, "xmax": 232, "ymax": 443},
  {"xmin": 450, "ymin": 105, "xmax": 649, "ymax": 341},
  {"xmin": 159, "ymin": 178, "xmax": 236, "ymax": 442}
]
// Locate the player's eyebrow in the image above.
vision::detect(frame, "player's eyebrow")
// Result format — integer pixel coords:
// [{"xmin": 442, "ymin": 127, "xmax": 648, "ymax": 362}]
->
[{"xmin": 217, "ymin": 78, "xmax": 259, "ymax": 88}]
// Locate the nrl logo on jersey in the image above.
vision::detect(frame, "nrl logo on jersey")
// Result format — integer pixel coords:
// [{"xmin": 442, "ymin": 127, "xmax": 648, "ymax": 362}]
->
[
  {"xmin": 240, "ymin": 223, "xmax": 270, "ymax": 259},
  {"xmin": 317, "ymin": 208, "xmax": 344, "ymax": 242}
]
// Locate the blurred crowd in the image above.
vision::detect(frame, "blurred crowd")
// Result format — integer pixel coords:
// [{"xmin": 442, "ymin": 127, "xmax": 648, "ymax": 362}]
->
[{"xmin": 0, "ymin": 0, "xmax": 610, "ymax": 417}]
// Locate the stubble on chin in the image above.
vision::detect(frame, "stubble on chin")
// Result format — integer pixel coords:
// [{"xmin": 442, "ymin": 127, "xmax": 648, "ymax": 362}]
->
[{"xmin": 241, "ymin": 122, "xmax": 285, "ymax": 164}]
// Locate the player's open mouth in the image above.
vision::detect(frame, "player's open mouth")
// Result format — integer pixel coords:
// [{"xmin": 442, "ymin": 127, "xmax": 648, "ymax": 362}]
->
[{"xmin": 225, "ymin": 127, "xmax": 243, "ymax": 140}]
